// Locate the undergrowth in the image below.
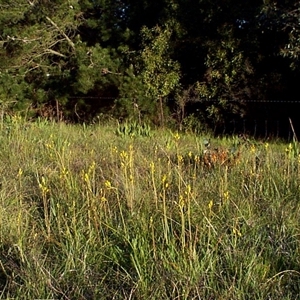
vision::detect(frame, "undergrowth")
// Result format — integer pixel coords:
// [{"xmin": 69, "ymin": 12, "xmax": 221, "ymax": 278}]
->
[{"xmin": 0, "ymin": 115, "xmax": 300, "ymax": 299}]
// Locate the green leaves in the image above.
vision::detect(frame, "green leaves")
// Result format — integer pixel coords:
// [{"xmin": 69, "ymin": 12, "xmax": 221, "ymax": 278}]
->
[
  {"xmin": 117, "ymin": 23, "xmax": 181, "ymax": 124},
  {"xmin": 279, "ymin": 5, "xmax": 300, "ymax": 69},
  {"xmin": 0, "ymin": 0, "xmax": 124, "ymax": 116},
  {"xmin": 0, "ymin": 1, "xmax": 80, "ymax": 70},
  {"xmin": 0, "ymin": 0, "xmax": 298, "ymax": 131},
  {"xmin": 116, "ymin": 121, "xmax": 152, "ymax": 137},
  {"xmin": 140, "ymin": 24, "xmax": 181, "ymax": 99},
  {"xmin": 192, "ymin": 25, "xmax": 251, "ymax": 123}
]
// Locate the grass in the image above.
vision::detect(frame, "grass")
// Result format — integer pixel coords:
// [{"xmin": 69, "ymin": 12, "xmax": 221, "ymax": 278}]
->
[{"xmin": 0, "ymin": 115, "xmax": 300, "ymax": 299}]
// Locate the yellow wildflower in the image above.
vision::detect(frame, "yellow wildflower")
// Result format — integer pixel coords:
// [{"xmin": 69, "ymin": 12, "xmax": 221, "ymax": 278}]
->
[
  {"xmin": 18, "ymin": 168, "xmax": 23, "ymax": 177},
  {"xmin": 179, "ymin": 195, "xmax": 185, "ymax": 210},
  {"xmin": 173, "ymin": 132, "xmax": 180, "ymax": 141},
  {"xmin": 104, "ymin": 180, "xmax": 112, "ymax": 189},
  {"xmin": 233, "ymin": 227, "xmax": 242, "ymax": 237},
  {"xmin": 223, "ymin": 191, "xmax": 229, "ymax": 202}
]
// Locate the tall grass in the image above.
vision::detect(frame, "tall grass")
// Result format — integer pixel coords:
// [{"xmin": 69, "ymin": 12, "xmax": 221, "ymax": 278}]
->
[{"xmin": 0, "ymin": 116, "xmax": 300, "ymax": 299}]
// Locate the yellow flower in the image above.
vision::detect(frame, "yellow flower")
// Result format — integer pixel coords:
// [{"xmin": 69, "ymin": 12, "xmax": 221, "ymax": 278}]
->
[
  {"xmin": 100, "ymin": 196, "xmax": 107, "ymax": 202},
  {"xmin": 179, "ymin": 195, "xmax": 185, "ymax": 209},
  {"xmin": 84, "ymin": 172, "xmax": 89, "ymax": 183},
  {"xmin": 88, "ymin": 161, "xmax": 96, "ymax": 172},
  {"xmin": 185, "ymin": 184, "xmax": 191, "ymax": 195},
  {"xmin": 223, "ymin": 191, "xmax": 229, "ymax": 201},
  {"xmin": 150, "ymin": 161, "xmax": 155, "ymax": 172},
  {"xmin": 129, "ymin": 174, "xmax": 134, "ymax": 182},
  {"xmin": 18, "ymin": 168, "xmax": 23, "ymax": 177},
  {"xmin": 59, "ymin": 167, "xmax": 69, "ymax": 179},
  {"xmin": 233, "ymin": 227, "xmax": 242, "ymax": 237},
  {"xmin": 39, "ymin": 176, "xmax": 49, "ymax": 194},
  {"xmin": 120, "ymin": 150, "xmax": 129, "ymax": 161},
  {"xmin": 194, "ymin": 155, "xmax": 200, "ymax": 164},
  {"xmin": 208, "ymin": 200, "xmax": 213, "ymax": 210},
  {"xmin": 162, "ymin": 174, "xmax": 169, "ymax": 188},
  {"xmin": 173, "ymin": 132, "xmax": 180, "ymax": 141},
  {"xmin": 150, "ymin": 216, "xmax": 153, "ymax": 225},
  {"xmin": 285, "ymin": 143, "xmax": 293, "ymax": 154},
  {"xmin": 177, "ymin": 154, "xmax": 183, "ymax": 163},
  {"xmin": 104, "ymin": 180, "xmax": 112, "ymax": 189},
  {"xmin": 111, "ymin": 146, "xmax": 118, "ymax": 154},
  {"xmin": 162, "ymin": 174, "xmax": 167, "ymax": 183}
]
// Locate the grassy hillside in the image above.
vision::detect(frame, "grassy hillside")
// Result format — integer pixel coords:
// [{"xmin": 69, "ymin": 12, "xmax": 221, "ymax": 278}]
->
[{"xmin": 0, "ymin": 116, "xmax": 300, "ymax": 299}]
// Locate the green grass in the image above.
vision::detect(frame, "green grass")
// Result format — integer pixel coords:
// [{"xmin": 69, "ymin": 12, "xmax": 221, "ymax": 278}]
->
[{"xmin": 1, "ymin": 116, "xmax": 300, "ymax": 299}]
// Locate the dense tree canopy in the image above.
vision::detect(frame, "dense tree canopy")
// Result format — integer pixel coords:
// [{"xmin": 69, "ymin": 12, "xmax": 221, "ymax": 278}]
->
[{"xmin": 0, "ymin": 0, "xmax": 299, "ymax": 134}]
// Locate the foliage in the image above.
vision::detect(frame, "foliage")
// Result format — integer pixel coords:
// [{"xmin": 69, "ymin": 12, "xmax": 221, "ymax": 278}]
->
[
  {"xmin": 0, "ymin": 0, "xmax": 299, "ymax": 133},
  {"xmin": 195, "ymin": 24, "xmax": 251, "ymax": 124},
  {"xmin": 139, "ymin": 24, "xmax": 180, "ymax": 101},
  {"xmin": 259, "ymin": 0, "xmax": 300, "ymax": 70},
  {"xmin": 0, "ymin": 0, "xmax": 123, "ymax": 118},
  {"xmin": 116, "ymin": 22, "xmax": 181, "ymax": 125},
  {"xmin": 116, "ymin": 120, "xmax": 152, "ymax": 137}
]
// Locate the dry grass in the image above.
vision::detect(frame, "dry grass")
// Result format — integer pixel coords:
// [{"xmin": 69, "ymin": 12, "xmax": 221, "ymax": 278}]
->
[{"xmin": 0, "ymin": 116, "xmax": 300, "ymax": 299}]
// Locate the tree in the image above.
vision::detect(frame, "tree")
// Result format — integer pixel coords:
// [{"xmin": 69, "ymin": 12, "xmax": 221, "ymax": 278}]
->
[
  {"xmin": 139, "ymin": 24, "xmax": 181, "ymax": 126},
  {"xmin": 262, "ymin": 1, "xmax": 300, "ymax": 70},
  {"xmin": 0, "ymin": 0, "xmax": 299, "ymax": 134},
  {"xmin": 0, "ymin": 1, "xmax": 78, "ymax": 75},
  {"xmin": 0, "ymin": 0, "xmax": 124, "ymax": 119},
  {"xmin": 116, "ymin": 21, "xmax": 182, "ymax": 125},
  {"xmin": 169, "ymin": 0, "xmax": 261, "ymax": 127},
  {"xmin": 170, "ymin": 0, "xmax": 300, "ymax": 134},
  {"xmin": 195, "ymin": 25, "xmax": 252, "ymax": 124},
  {"xmin": 115, "ymin": 0, "xmax": 183, "ymax": 124}
]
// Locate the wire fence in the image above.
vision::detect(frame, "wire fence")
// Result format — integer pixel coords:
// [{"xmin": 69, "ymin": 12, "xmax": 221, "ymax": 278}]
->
[
  {"xmin": 213, "ymin": 118, "xmax": 297, "ymax": 139},
  {"xmin": 68, "ymin": 96, "xmax": 300, "ymax": 103},
  {"xmin": 67, "ymin": 96, "xmax": 300, "ymax": 138}
]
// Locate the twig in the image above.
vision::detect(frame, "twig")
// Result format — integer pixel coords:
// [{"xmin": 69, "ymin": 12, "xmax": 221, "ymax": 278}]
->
[
  {"xmin": 289, "ymin": 117, "xmax": 298, "ymax": 141},
  {"xmin": 45, "ymin": 16, "xmax": 75, "ymax": 50},
  {"xmin": 101, "ymin": 68, "xmax": 121, "ymax": 75}
]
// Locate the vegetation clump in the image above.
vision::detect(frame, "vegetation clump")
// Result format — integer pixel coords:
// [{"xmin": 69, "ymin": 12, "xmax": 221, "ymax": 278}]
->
[
  {"xmin": 116, "ymin": 121, "xmax": 152, "ymax": 137},
  {"xmin": 0, "ymin": 1, "xmax": 299, "ymax": 135},
  {"xmin": 0, "ymin": 116, "xmax": 300, "ymax": 299}
]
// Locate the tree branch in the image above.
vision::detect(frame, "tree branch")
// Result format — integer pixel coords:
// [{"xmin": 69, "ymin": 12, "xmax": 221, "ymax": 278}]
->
[
  {"xmin": 43, "ymin": 49, "xmax": 66, "ymax": 58},
  {"xmin": 45, "ymin": 16, "xmax": 75, "ymax": 50},
  {"xmin": 101, "ymin": 68, "xmax": 121, "ymax": 75}
]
